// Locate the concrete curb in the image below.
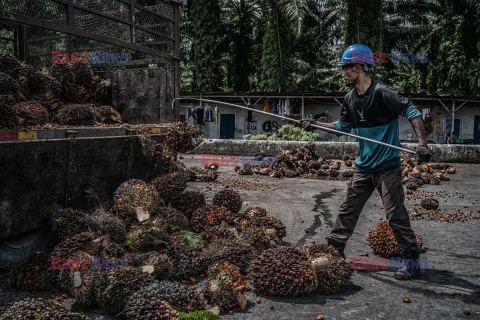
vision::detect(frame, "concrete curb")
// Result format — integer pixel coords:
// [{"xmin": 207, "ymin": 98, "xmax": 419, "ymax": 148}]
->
[{"xmin": 191, "ymin": 139, "xmax": 480, "ymax": 163}]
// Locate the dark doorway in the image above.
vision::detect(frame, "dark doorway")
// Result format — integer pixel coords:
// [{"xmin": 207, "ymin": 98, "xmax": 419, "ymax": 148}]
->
[
  {"xmin": 474, "ymin": 116, "xmax": 480, "ymax": 145},
  {"xmin": 220, "ymin": 114, "xmax": 235, "ymax": 139}
]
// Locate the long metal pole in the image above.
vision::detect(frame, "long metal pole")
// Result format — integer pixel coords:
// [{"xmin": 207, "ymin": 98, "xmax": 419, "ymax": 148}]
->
[{"xmin": 173, "ymin": 97, "xmax": 416, "ymax": 155}]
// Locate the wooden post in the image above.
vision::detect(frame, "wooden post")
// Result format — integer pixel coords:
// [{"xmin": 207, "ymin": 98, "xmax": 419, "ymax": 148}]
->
[{"xmin": 301, "ymin": 96, "xmax": 304, "ymax": 118}]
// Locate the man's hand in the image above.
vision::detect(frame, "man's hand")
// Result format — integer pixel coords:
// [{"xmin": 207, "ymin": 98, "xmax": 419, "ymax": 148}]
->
[
  {"xmin": 416, "ymin": 145, "xmax": 431, "ymax": 164},
  {"xmin": 299, "ymin": 118, "xmax": 317, "ymax": 131}
]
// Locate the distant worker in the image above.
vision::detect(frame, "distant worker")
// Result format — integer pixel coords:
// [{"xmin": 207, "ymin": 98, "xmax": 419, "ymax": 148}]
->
[{"xmin": 300, "ymin": 44, "xmax": 431, "ymax": 280}]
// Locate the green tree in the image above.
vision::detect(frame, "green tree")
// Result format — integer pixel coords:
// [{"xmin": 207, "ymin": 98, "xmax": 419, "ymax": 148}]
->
[{"xmin": 188, "ymin": 0, "xmax": 224, "ymax": 91}]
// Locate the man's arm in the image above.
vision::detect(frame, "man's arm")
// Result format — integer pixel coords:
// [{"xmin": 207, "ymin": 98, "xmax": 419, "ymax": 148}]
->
[{"xmin": 410, "ymin": 116, "xmax": 427, "ymax": 146}]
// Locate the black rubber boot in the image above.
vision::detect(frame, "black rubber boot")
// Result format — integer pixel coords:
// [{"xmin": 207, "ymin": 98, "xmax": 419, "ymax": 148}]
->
[
  {"xmin": 394, "ymin": 247, "xmax": 421, "ymax": 280},
  {"xmin": 327, "ymin": 237, "xmax": 346, "ymax": 259}
]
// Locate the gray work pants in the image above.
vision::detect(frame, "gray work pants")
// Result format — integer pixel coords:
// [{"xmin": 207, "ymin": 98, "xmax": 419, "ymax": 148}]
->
[{"xmin": 330, "ymin": 164, "xmax": 418, "ymax": 251}]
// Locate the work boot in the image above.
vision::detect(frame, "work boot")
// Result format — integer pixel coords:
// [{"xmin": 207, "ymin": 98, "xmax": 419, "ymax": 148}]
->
[
  {"xmin": 394, "ymin": 247, "xmax": 421, "ymax": 280},
  {"xmin": 327, "ymin": 237, "xmax": 346, "ymax": 259}
]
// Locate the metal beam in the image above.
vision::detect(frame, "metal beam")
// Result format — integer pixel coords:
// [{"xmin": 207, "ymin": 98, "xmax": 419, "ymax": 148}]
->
[{"xmin": 0, "ymin": 10, "xmax": 179, "ymax": 60}]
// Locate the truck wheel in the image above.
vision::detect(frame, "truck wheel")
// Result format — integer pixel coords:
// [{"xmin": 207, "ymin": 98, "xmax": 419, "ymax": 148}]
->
[{"xmin": 0, "ymin": 227, "xmax": 53, "ymax": 270}]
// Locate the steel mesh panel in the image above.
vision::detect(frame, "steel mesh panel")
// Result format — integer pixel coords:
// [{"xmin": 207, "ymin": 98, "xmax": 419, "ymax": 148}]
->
[
  {"xmin": 135, "ymin": 10, "xmax": 174, "ymax": 38},
  {"xmin": 1, "ymin": 0, "xmax": 67, "ymax": 24},
  {"xmin": 135, "ymin": 28, "xmax": 173, "ymax": 54},
  {"xmin": 74, "ymin": 0, "xmax": 130, "ymax": 20},
  {"xmin": 73, "ymin": 7, "xmax": 131, "ymax": 42}
]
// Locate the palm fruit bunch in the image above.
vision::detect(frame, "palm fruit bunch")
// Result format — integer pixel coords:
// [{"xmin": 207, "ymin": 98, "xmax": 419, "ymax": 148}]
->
[
  {"xmin": 7, "ymin": 251, "xmax": 56, "ymax": 291},
  {"xmin": 93, "ymin": 105, "xmax": 122, "ymax": 124},
  {"xmin": 70, "ymin": 63, "xmax": 94, "ymax": 87},
  {"xmin": 113, "ymin": 179, "xmax": 160, "ymax": 223},
  {"xmin": 0, "ymin": 49, "xmax": 22, "ymax": 78},
  {"xmin": 0, "ymin": 71, "xmax": 17, "ymax": 95},
  {"xmin": 50, "ymin": 208, "xmax": 89, "ymax": 241},
  {"xmin": 166, "ymin": 122, "xmax": 203, "ymax": 153},
  {"xmin": 242, "ymin": 207, "xmax": 268, "ymax": 218},
  {"xmin": 102, "ymin": 243, "xmax": 126, "ymax": 259},
  {"xmin": 68, "ymin": 251, "xmax": 100, "ymax": 308},
  {"xmin": 162, "ymin": 244, "xmax": 201, "ymax": 280},
  {"xmin": 446, "ymin": 167, "xmax": 456, "ymax": 174},
  {"xmin": 0, "ymin": 94, "xmax": 16, "ymax": 127},
  {"xmin": 0, "ymin": 298, "xmax": 89, "ymax": 320},
  {"xmin": 343, "ymin": 169, "xmax": 355, "ymax": 177},
  {"xmin": 197, "ymin": 168, "xmax": 218, "ymax": 182},
  {"xmin": 307, "ymin": 160, "xmax": 321, "ymax": 171},
  {"xmin": 212, "ymin": 189, "xmax": 243, "ymax": 214},
  {"xmin": 41, "ymin": 73, "xmax": 63, "ymax": 99},
  {"xmin": 201, "ymin": 226, "xmax": 237, "ymax": 244},
  {"xmin": 405, "ymin": 181, "xmax": 418, "ymax": 191},
  {"xmin": 205, "ymin": 162, "xmax": 219, "ymax": 170},
  {"xmin": 158, "ymin": 207, "xmax": 190, "ymax": 230},
  {"xmin": 70, "ymin": 86, "xmax": 90, "ymax": 103},
  {"xmin": 95, "ymin": 268, "xmax": 155, "ymax": 315},
  {"xmin": 12, "ymin": 100, "xmax": 48, "ymax": 126},
  {"xmin": 24, "ymin": 66, "xmax": 49, "ymax": 95},
  {"xmin": 125, "ymin": 225, "xmax": 171, "ymax": 252},
  {"xmin": 421, "ymin": 197, "xmax": 439, "ymax": 210},
  {"xmin": 129, "ymin": 280, "xmax": 205, "ymax": 313},
  {"xmin": 199, "ymin": 239, "xmax": 255, "ymax": 273},
  {"xmin": 236, "ymin": 213, "xmax": 286, "ymax": 241},
  {"xmin": 366, "ymin": 221, "xmax": 424, "ymax": 258},
  {"xmin": 191, "ymin": 206, "xmax": 235, "ymax": 233},
  {"xmin": 307, "ymin": 244, "xmax": 352, "ymax": 295},
  {"xmin": 50, "ymin": 63, "xmax": 74, "ymax": 84},
  {"xmin": 270, "ymin": 169, "xmax": 284, "ymax": 178},
  {"xmin": 235, "ymin": 165, "xmax": 253, "ymax": 175},
  {"xmin": 53, "ymin": 103, "xmax": 97, "ymax": 125},
  {"xmin": 85, "ymin": 210, "xmax": 127, "ymax": 243},
  {"xmin": 124, "ymin": 295, "xmax": 178, "ymax": 320},
  {"xmin": 171, "ymin": 191, "xmax": 206, "ymax": 219},
  {"xmin": 434, "ymin": 172, "xmax": 450, "ymax": 181},
  {"xmin": 327, "ymin": 168, "xmax": 339, "ymax": 177},
  {"xmin": 140, "ymin": 252, "xmax": 174, "ymax": 280},
  {"xmin": 237, "ymin": 226, "xmax": 276, "ymax": 253},
  {"xmin": 50, "ymin": 232, "xmax": 95, "ymax": 289},
  {"xmin": 204, "ymin": 262, "xmax": 249, "ymax": 311},
  {"xmin": 249, "ymin": 246, "xmax": 317, "ymax": 296},
  {"xmin": 152, "ymin": 172, "xmax": 189, "ymax": 203}
]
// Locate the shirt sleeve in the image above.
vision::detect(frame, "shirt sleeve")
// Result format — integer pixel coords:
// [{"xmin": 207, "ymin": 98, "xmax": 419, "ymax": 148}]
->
[
  {"xmin": 379, "ymin": 86, "xmax": 412, "ymax": 117},
  {"xmin": 334, "ymin": 100, "xmax": 353, "ymax": 133},
  {"xmin": 400, "ymin": 101, "xmax": 422, "ymax": 120}
]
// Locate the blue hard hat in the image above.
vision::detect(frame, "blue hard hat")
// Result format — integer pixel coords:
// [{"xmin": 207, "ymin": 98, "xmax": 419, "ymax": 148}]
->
[{"xmin": 335, "ymin": 44, "xmax": 376, "ymax": 67}]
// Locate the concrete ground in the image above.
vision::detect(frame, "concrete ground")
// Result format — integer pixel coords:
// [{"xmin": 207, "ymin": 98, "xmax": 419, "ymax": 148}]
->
[
  {"xmin": 1, "ymin": 154, "xmax": 479, "ymax": 320},
  {"xmin": 181, "ymin": 155, "xmax": 480, "ymax": 320}
]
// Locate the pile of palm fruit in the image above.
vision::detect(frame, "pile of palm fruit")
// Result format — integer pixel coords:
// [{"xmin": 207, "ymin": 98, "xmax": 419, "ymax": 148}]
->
[
  {"xmin": 234, "ymin": 143, "xmax": 349, "ymax": 179},
  {"xmin": 400, "ymin": 153, "xmax": 456, "ymax": 191},
  {"xmin": 0, "ymin": 49, "xmax": 120, "ymax": 128},
  {"xmin": 4, "ymin": 166, "xmax": 354, "ymax": 318}
]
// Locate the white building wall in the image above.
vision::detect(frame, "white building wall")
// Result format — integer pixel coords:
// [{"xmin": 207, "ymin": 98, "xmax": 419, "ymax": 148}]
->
[{"xmin": 180, "ymin": 101, "xmax": 480, "ymax": 144}]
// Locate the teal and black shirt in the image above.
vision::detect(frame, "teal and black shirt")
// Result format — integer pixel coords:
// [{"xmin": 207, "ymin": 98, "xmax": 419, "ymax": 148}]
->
[{"xmin": 334, "ymin": 79, "xmax": 421, "ymax": 173}]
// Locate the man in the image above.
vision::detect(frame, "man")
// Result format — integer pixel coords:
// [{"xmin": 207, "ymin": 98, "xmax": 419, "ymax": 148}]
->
[{"xmin": 300, "ymin": 44, "xmax": 431, "ymax": 280}]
